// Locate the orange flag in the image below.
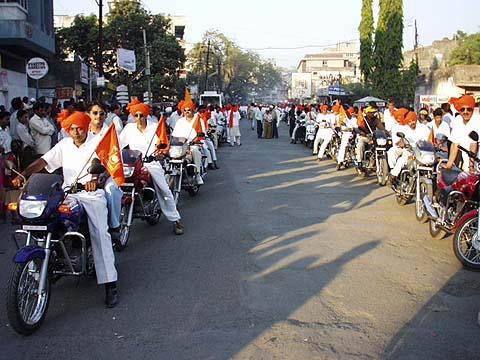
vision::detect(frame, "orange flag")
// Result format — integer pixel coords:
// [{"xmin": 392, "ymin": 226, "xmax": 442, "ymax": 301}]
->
[
  {"xmin": 338, "ymin": 105, "xmax": 347, "ymax": 126},
  {"xmin": 155, "ymin": 115, "xmax": 170, "ymax": 154},
  {"xmin": 185, "ymin": 87, "xmax": 192, "ymax": 104},
  {"xmin": 96, "ymin": 124, "xmax": 125, "ymax": 186},
  {"xmin": 357, "ymin": 107, "xmax": 366, "ymax": 129}
]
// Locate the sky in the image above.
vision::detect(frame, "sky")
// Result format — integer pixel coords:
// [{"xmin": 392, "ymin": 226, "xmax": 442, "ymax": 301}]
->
[{"xmin": 54, "ymin": 0, "xmax": 480, "ymax": 69}]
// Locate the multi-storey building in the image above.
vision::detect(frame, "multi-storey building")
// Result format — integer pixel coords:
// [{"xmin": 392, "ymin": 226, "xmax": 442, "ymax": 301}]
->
[{"xmin": 0, "ymin": 0, "xmax": 55, "ymax": 106}]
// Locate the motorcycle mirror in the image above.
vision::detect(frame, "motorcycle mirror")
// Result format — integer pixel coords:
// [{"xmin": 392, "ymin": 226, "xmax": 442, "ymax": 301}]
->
[
  {"xmin": 469, "ymin": 131, "xmax": 479, "ymax": 142},
  {"xmin": 88, "ymin": 163, "xmax": 106, "ymax": 175},
  {"xmin": 396, "ymin": 132, "xmax": 405, "ymax": 138}
]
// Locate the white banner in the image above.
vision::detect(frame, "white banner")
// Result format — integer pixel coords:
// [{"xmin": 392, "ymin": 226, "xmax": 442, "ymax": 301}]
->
[
  {"xmin": 80, "ymin": 62, "xmax": 89, "ymax": 85},
  {"xmin": 117, "ymin": 48, "xmax": 136, "ymax": 72}
]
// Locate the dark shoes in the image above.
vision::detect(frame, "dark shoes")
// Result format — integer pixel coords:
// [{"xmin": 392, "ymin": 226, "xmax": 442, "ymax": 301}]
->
[
  {"xmin": 105, "ymin": 282, "xmax": 118, "ymax": 308},
  {"xmin": 214, "ymin": 161, "xmax": 220, "ymax": 169},
  {"xmin": 208, "ymin": 163, "xmax": 215, "ymax": 170},
  {"xmin": 173, "ymin": 221, "xmax": 184, "ymax": 235}
]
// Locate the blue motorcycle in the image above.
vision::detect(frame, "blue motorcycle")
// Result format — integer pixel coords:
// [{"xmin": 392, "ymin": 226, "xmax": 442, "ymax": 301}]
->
[{"xmin": 6, "ymin": 164, "xmax": 104, "ymax": 335}]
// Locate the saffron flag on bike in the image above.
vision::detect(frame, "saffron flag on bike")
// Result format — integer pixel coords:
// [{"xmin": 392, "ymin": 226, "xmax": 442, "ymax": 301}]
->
[
  {"xmin": 96, "ymin": 123, "xmax": 125, "ymax": 186},
  {"xmin": 155, "ymin": 115, "xmax": 170, "ymax": 155}
]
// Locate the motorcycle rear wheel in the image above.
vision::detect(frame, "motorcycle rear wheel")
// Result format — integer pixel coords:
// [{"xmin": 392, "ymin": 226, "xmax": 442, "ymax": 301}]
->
[
  {"xmin": 6, "ymin": 258, "xmax": 51, "ymax": 335},
  {"xmin": 167, "ymin": 174, "xmax": 181, "ymax": 206},
  {"xmin": 146, "ymin": 197, "xmax": 161, "ymax": 225},
  {"xmin": 453, "ymin": 217, "xmax": 480, "ymax": 270},
  {"xmin": 429, "ymin": 220, "xmax": 448, "ymax": 240}
]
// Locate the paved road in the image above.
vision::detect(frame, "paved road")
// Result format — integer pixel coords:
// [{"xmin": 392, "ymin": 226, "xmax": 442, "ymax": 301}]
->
[{"xmin": 1, "ymin": 120, "xmax": 480, "ymax": 359}]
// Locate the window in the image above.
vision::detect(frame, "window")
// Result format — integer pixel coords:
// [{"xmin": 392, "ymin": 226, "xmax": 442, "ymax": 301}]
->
[
  {"xmin": 174, "ymin": 26, "xmax": 185, "ymax": 40},
  {"xmin": 322, "ymin": 60, "xmax": 328, "ymax": 67}
]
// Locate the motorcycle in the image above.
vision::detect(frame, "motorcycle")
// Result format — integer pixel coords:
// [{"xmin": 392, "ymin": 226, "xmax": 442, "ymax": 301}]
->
[
  {"xmin": 451, "ymin": 132, "xmax": 480, "ymax": 269},
  {"xmin": 305, "ymin": 120, "xmax": 317, "ymax": 149},
  {"xmin": 325, "ymin": 127, "xmax": 341, "ymax": 162},
  {"xmin": 292, "ymin": 117, "xmax": 306, "ymax": 144},
  {"xmin": 5, "ymin": 164, "xmax": 105, "ymax": 335},
  {"xmin": 165, "ymin": 136, "xmax": 204, "ymax": 205},
  {"xmin": 116, "ymin": 149, "xmax": 162, "ymax": 251},
  {"xmin": 423, "ymin": 139, "xmax": 480, "ymax": 240},
  {"xmin": 374, "ymin": 130, "xmax": 392, "ymax": 186}
]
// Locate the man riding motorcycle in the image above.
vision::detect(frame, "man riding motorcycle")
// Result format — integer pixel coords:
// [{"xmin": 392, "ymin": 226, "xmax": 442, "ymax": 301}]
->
[
  {"xmin": 355, "ymin": 106, "xmax": 385, "ymax": 174},
  {"xmin": 12, "ymin": 112, "xmax": 119, "ymax": 307},
  {"xmin": 119, "ymin": 102, "xmax": 184, "ymax": 236}
]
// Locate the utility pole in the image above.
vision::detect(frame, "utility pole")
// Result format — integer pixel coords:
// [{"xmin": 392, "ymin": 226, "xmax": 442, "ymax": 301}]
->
[
  {"xmin": 217, "ymin": 57, "xmax": 221, "ymax": 92},
  {"xmin": 97, "ymin": 0, "xmax": 103, "ymax": 99},
  {"xmin": 204, "ymin": 39, "xmax": 211, "ymax": 92},
  {"xmin": 414, "ymin": 19, "xmax": 419, "ymax": 64},
  {"xmin": 143, "ymin": 28, "xmax": 152, "ymax": 104}
]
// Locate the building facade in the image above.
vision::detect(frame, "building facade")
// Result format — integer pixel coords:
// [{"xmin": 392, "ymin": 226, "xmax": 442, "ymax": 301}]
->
[
  {"xmin": 291, "ymin": 41, "xmax": 360, "ymax": 101},
  {"xmin": 0, "ymin": 0, "xmax": 55, "ymax": 107}
]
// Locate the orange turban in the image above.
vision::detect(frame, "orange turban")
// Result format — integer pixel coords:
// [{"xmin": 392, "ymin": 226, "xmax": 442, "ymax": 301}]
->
[
  {"xmin": 450, "ymin": 95, "xmax": 475, "ymax": 112},
  {"xmin": 126, "ymin": 99, "xmax": 140, "ymax": 112},
  {"xmin": 395, "ymin": 108, "xmax": 417, "ymax": 126},
  {"xmin": 128, "ymin": 102, "xmax": 150, "ymax": 117},
  {"xmin": 180, "ymin": 99, "xmax": 196, "ymax": 112},
  {"xmin": 57, "ymin": 109, "xmax": 72, "ymax": 125},
  {"xmin": 178, "ymin": 100, "xmax": 184, "ymax": 111},
  {"xmin": 62, "ymin": 111, "xmax": 91, "ymax": 132}
]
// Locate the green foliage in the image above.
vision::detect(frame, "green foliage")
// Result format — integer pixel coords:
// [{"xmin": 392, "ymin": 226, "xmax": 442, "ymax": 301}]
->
[
  {"xmin": 187, "ymin": 30, "xmax": 283, "ymax": 103},
  {"xmin": 399, "ymin": 60, "xmax": 419, "ymax": 106},
  {"xmin": 449, "ymin": 32, "xmax": 480, "ymax": 65},
  {"xmin": 372, "ymin": 0, "xmax": 404, "ymax": 102},
  {"xmin": 358, "ymin": 0, "xmax": 374, "ymax": 83},
  {"xmin": 55, "ymin": 0, "xmax": 185, "ymax": 100}
]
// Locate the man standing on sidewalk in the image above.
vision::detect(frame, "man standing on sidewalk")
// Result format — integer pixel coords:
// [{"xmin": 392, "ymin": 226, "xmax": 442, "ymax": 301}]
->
[{"xmin": 254, "ymin": 104, "xmax": 263, "ymax": 139}]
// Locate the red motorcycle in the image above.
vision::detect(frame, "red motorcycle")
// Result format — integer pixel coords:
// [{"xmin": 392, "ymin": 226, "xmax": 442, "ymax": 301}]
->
[{"xmin": 116, "ymin": 149, "xmax": 161, "ymax": 251}]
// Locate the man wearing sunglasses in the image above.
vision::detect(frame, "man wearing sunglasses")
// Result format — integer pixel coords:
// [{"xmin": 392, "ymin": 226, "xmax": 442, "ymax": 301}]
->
[{"xmin": 445, "ymin": 95, "xmax": 479, "ymax": 172}]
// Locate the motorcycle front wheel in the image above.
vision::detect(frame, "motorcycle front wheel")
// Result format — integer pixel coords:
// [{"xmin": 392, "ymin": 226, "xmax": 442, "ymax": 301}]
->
[
  {"xmin": 167, "ymin": 174, "xmax": 181, "ymax": 206},
  {"xmin": 415, "ymin": 182, "xmax": 432, "ymax": 223},
  {"xmin": 453, "ymin": 217, "xmax": 480, "ymax": 270},
  {"xmin": 6, "ymin": 258, "xmax": 51, "ymax": 335},
  {"xmin": 376, "ymin": 157, "xmax": 389, "ymax": 186},
  {"xmin": 146, "ymin": 197, "xmax": 161, "ymax": 225},
  {"xmin": 116, "ymin": 203, "xmax": 132, "ymax": 252}
]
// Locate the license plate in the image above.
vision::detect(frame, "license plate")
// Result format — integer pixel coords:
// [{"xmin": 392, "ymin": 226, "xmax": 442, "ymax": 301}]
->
[
  {"xmin": 122, "ymin": 183, "xmax": 134, "ymax": 187},
  {"xmin": 22, "ymin": 225, "xmax": 47, "ymax": 231}
]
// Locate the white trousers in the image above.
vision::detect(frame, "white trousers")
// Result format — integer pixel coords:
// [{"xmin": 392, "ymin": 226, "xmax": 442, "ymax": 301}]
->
[
  {"xmin": 229, "ymin": 126, "xmax": 241, "ymax": 145},
  {"xmin": 388, "ymin": 146, "xmax": 408, "ymax": 177},
  {"xmin": 104, "ymin": 177, "xmax": 123, "ymax": 229},
  {"xmin": 204, "ymin": 139, "xmax": 217, "ymax": 162},
  {"xmin": 70, "ymin": 190, "xmax": 117, "ymax": 285},
  {"xmin": 202, "ymin": 142, "xmax": 212, "ymax": 164},
  {"xmin": 190, "ymin": 145, "xmax": 204, "ymax": 172},
  {"xmin": 337, "ymin": 131, "xmax": 352, "ymax": 164},
  {"xmin": 317, "ymin": 128, "xmax": 333, "ymax": 159},
  {"xmin": 144, "ymin": 162, "xmax": 181, "ymax": 222}
]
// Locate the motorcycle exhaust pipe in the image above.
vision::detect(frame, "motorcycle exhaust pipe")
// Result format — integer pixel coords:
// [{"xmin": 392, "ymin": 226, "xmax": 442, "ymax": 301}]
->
[{"xmin": 422, "ymin": 195, "xmax": 438, "ymax": 220}]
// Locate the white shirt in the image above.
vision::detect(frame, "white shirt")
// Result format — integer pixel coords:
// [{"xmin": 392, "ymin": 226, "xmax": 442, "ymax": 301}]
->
[
  {"xmin": 171, "ymin": 116, "xmax": 197, "ymax": 142},
  {"xmin": 30, "ymin": 114, "xmax": 56, "ymax": 155},
  {"xmin": 88, "ymin": 123, "xmax": 109, "ymax": 144},
  {"xmin": 105, "ymin": 112, "xmax": 123, "ymax": 134},
  {"xmin": 315, "ymin": 113, "xmax": 334, "ymax": 128},
  {"xmin": 405, "ymin": 123, "xmax": 430, "ymax": 144},
  {"xmin": 254, "ymin": 107, "xmax": 263, "ymax": 121},
  {"xmin": 431, "ymin": 121, "xmax": 450, "ymax": 139},
  {"xmin": 0, "ymin": 127, "xmax": 12, "ymax": 153},
  {"xmin": 449, "ymin": 114, "xmax": 480, "ymax": 169},
  {"xmin": 442, "ymin": 113, "xmax": 454, "ymax": 128},
  {"xmin": 119, "ymin": 122, "xmax": 158, "ymax": 157},
  {"xmin": 42, "ymin": 134, "xmax": 98, "ymax": 188},
  {"xmin": 383, "ymin": 108, "xmax": 397, "ymax": 133},
  {"xmin": 16, "ymin": 122, "xmax": 35, "ymax": 148},
  {"xmin": 227, "ymin": 111, "xmax": 241, "ymax": 127},
  {"xmin": 167, "ymin": 111, "xmax": 182, "ymax": 129}
]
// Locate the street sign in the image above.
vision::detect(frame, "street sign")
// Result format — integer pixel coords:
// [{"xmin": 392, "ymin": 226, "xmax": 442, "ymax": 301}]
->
[
  {"xmin": 26, "ymin": 57, "xmax": 49, "ymax": 80},
  {"xmin": 117, "ymin": 48, "xmax": 136, "ymax": 72}
]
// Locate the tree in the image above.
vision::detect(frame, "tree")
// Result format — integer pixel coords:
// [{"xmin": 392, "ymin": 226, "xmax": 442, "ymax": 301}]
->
[
  {"xmin": 372, "ymin": 0, "xmax": 404, "ymax": 101},
  {"xmin": 449, "ymin": 32, "xmax": 480, "ymax": 66},
  {"xmin": 187, "ymin": 31, "xmax": 283, "ymax": 103},
  {"xmin": 55, "ymin": 0, "xmax": 185, "ymax": 100},
  {"xmin": 399, "ymin": 60, "xmax": 419, "ymax": 106},
  {"xmin": 358, "ymin": 0, "xmax": 374, "ymax": 83}
]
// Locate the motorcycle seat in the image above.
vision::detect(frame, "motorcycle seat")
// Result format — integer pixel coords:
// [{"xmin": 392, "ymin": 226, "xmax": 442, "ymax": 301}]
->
[{"xmin": 441, "ymin": 168, "xmax": 462, "ymax": 186}]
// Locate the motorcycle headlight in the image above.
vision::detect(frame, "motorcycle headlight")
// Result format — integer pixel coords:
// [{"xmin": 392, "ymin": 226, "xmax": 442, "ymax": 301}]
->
[
  {"xmin": 123, "ymin": 166, "xmax": 135, "ymax": 178},
  {"xmin": 19, "ymin": 200, "xmax": 47, "ymax": 219},
  {"xmin": 376, "ymin": 138, "xmax": 387, "ymax": 146},
  {"xmin": 169, "ymin": 146, "xmax": 183, "ymax": 159},
  {"xmin": 418, "ymin": 152, "xmax": 435, "ymax": 166}
]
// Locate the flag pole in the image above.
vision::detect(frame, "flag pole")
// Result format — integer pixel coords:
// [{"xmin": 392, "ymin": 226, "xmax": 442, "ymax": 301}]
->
[{"xmin": 72, "ymin": 123, "xmax": 115, "ymax": 185}]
